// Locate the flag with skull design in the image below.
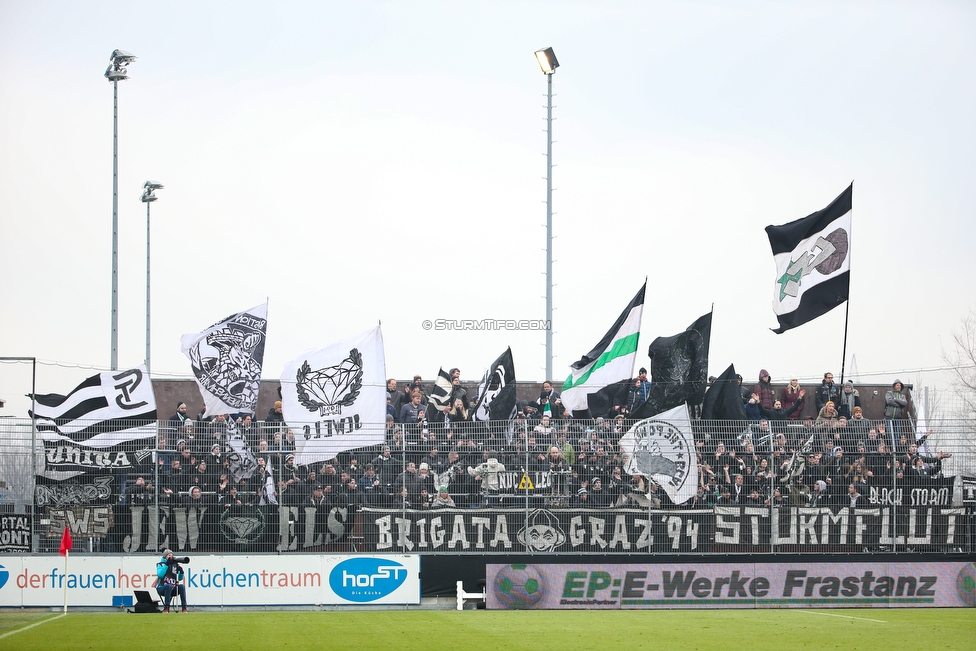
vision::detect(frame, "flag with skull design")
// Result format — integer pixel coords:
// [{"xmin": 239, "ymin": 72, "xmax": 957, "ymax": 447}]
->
[{"xmin": 180, "ymin": 302, "xmax": 268, "ymax": 417}]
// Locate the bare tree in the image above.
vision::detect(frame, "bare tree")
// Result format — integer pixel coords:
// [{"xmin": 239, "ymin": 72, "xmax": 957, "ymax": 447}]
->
[
  {"xmin": 941, "ymin": 310, "xmax": 976, "ymax": 474},
  {"xmin": 943, "ymin": 309, "xmax": 976, "ymax": 419}
]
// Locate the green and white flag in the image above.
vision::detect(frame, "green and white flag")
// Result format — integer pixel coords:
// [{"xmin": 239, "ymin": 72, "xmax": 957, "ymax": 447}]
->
[{"xmin": 561, "ymin": 283, "xmax": 645, "ymax": 414}]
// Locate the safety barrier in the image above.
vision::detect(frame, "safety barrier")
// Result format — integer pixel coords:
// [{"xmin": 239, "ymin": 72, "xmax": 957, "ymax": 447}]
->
[{"xmin": 2, "ymin": 416, "xmax": 974, "ymax": 555}]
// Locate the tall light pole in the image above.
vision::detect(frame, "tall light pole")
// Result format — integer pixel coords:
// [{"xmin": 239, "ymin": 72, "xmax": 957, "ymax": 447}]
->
[
  {"xmin": 141, "ymin": 181, "xmax": 163, "ymax": 374},
  {"xmin": 535, "ymin": 47, "xmax": 559, "ymax": 381},
  {"xmin": 104, "ymin": 49, "xmax": 136, "ymax": 371}
]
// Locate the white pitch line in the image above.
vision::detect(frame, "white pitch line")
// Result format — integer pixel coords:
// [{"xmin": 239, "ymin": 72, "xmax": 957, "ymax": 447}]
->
[
  {"xmin": 798, "ymin": 610, "xmax": 886, "ymax": 623},
  {"xmin": 0, "ymin": 613, "xmax": 66, "ymax": 640}
]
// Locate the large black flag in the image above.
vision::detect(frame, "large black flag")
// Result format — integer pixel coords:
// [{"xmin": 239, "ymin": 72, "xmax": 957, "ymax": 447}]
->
[
  {"xmin": 701, "ymin": 364, "xmax": 747, "ymax": 421},
  {"xmin": 472, "ymin": 348, "xmax": 517, "ymax": 422},
  {"xmin": 632, "ymin": 311, "xmax": 712, "ymax": 419},
  {"xmin": 586, "ymin": 378, "xmax": 633, "ymax": 420}
]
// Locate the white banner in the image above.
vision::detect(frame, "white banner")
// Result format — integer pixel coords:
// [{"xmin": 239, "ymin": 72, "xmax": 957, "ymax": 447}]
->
[
  {"xmin": 0, "ymin": 554, "xmax": 419, "ymax": 607},
  {"xmin": 281, "ymin": 326, "xmax": 387, "ymax": 465}
]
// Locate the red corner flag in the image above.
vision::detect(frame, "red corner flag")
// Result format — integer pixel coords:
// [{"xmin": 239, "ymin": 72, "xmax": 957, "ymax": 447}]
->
[{"xmin": 59, "ymin": 527, "xmax": 72, "ymax": 556}]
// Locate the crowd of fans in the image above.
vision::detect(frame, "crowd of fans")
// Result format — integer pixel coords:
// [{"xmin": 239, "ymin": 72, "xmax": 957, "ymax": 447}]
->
[{"xmin": 127, "ymin": 370, "xmax": 951, "ymax": 512}]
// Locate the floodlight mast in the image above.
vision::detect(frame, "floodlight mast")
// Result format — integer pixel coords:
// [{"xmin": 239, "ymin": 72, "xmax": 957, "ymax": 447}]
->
[
  {"xmin": 105, "ymin": 49, "xmax": 136, "ymax": 371},
  {"xmin": 534, "ymin": 48, "xmax": 559, "ymax": 382},
  {"xmin": 141, "ymin": 181, "xmax": 163, "ymax": 374}
]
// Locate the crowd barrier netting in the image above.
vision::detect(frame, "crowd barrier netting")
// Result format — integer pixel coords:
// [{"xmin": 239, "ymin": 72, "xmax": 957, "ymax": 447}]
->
[{"xmin": 2, "ymin": 416, "xmax": 974, "ymax": 555}]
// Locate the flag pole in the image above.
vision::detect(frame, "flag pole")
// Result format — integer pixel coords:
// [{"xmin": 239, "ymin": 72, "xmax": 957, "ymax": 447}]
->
[
  {"xmin": 62, "ymin": 548, "xmax": 68, "ymax": 614},
  {"xmin": 840, "ymin": 301, "xmax": 850, "ymax": 384},
  {"xmin": 839, "ymin": 181, "xmax": 854, "ymax": 384},
  {"xmin": 59, "ymin": 525, "xmax": 72, "ymax": 613}
]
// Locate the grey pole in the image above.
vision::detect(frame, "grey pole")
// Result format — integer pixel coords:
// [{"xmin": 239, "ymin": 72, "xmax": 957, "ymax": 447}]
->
[
  {"xmin": 535, "ymin": 47, "xmax": 559, "ymax": 381},
  {"xmin": 545, "ymin": 70, "xmax": 554, "ymax": 382},
  {"xmin": 141, "ymin": 181, "xmax": 162, "ymax": 375},
  {"xmin": 105, "ymin": 49, "xmax": 136, "ymax": 371},
  {"xmin": 145, "ymin": 199, "xmax": 151, "ymax": 373},
  {"xmin": 112, "ymin": 79, "xmax": 119, "ymax": 371}
]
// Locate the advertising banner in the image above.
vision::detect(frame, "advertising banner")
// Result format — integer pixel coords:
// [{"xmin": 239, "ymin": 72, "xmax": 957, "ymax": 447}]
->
[
  {"xmin": 0, "ymin": 554, "xmax": 419, "ymax": 607},
  {"xmin": 487, "ymin": 561, "xmax": 976, "ymax": 610}
]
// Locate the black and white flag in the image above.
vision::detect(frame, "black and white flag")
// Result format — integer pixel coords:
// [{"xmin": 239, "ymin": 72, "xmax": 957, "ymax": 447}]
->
[
  {"xmin": 29, "ymin": 366, "xmax": 157, "ymax": 481},
  {"xmin": 472, "ymin": 347, "xmax": 517, "ymax": 422},
  {"xmin": 180, "ymin": 302, "xmax": 268, "ymax": 416},
  {"xmin": 280, "ymin": 326, "xmax": 387, "ymax": 465},
  {"xmin": 29, "ymin": 365, "xmax": 157, "ymax": 449},
  {"xmin": 224, "ymin": 421, "xmax": 259, "ymax": 483},
  {"xmin": 766, "ymin": 184, "xmax": 852, "ymax": 333},
  {"xmin": 427, "ymin": 368, "xmax": 454, "ymax": 410}
]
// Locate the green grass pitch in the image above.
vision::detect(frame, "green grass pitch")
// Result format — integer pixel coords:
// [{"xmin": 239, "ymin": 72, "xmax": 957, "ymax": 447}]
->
[{"xmin": 0, "ymin": 608, "xmax": 973, "ymax": 650}]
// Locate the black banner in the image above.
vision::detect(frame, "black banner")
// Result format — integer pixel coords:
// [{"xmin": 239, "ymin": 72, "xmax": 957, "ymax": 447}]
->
[
  {"xmin": 362, "ymin": 506, "xmax": 968, "ymax": 553},
  {"xmin": 712, "ymin": 506, "xmax": 967, "ymax": 551},
  {"xmin": 483, "ymin": 471, "xmax": 568, "ymax": 492},
  {"xmin": 46, "ymin": 506, "xmax": 115, "ymax": 538},
  {"xmin": 34, "ymin": 475, "xmax": 116, "ymax": 508},
  {"xmin": 38, "ymin": 440, "xmax": 154, "ymax": 477},
  {"xmin": 362, "ymin": 507, "xmax": 710, "ymax": 553},
  {"xmin": 114, "ymin": 504, "xmax": 349, "ymax": 554},
  {"xmin": 0, "ymin": 515, "xmax": 31, "ymax": 553},
  {"xmin": 866, "ymin": 477, "xmax": 954, "ymax": 507}
]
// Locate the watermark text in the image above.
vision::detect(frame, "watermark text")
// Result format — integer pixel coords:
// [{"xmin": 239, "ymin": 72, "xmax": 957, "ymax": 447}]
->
[{"xmin": 422, "ymin": 319, "xmax": 551, "ymax": 331}]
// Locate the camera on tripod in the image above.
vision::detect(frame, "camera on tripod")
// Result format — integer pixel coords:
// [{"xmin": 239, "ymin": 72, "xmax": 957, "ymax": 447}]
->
[{"xmin": 166, "ymin": 556, "xmax": 190, "ymax": 566}]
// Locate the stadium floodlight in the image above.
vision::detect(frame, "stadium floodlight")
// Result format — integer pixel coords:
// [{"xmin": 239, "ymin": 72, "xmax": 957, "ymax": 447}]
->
[
  {"xmin": 535, "ymin": 47, "xmax": 558, "ymax": 380},
  {"xmin": 141, "ymin": 181, "xmax": 162, "ymax": 374},
  {"xmin": 105, "ymin": 49, "xmax": 136, "ymax": 371},
  {"xmin": 142, "ymin": 181, "xmax": 164, "ymax": 201},
  {"xmin": 534, "ymin": 47, "xmax": 559, "ymax": 75},
  {"xmin": 104, "ymin": 50, "xmax": 137, "ymax": 81}
]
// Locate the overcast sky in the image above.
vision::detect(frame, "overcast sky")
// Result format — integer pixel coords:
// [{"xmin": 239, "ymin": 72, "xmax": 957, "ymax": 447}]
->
[{"xmin": 1, "ymin": 1, "xmax": 974, "ymax": 416}]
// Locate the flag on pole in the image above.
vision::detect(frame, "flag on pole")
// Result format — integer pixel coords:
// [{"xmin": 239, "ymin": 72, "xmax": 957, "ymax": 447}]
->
[
  {"xmin": 181, "ymin": 302, "xmax": 268, "ymax": 417},
  {"xmin": 766, "ymin": 184, "xmax": 852, "ymax": 334},
  {"xmin": 631, "ymin": 310, "xmax": 713, "ymax": 418},
  {"xmin": 281, "ymin": 326, "xmax": 387, "ymax": 465},
  {"xmin": 472, "ymin": 347, "xmax": 517, "ymax": 422},
  {"xmin": 427, "ymin": 368, "xmax": 454, "ymax": 410},
  {"xmin": 29, "ymin": 366, "xmax": 158, "ymax": 480},
  {"xmin": 561, "ymin": 283, "xmax": 646, "ymax": 415},
  {"xmin": 28, "ymin": 365, "xmax": 158, "ymax": 448},
  {"xmin": 59, "ymin": 526, "xmax": 72, "ymax": 556},
  {"xmin": 619, "ymin": 405, "xmax": 698, "ymax": 505}
]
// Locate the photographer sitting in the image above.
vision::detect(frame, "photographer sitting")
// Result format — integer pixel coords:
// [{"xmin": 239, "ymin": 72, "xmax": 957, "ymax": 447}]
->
[{"xmin": 155, "ymin": 549, "xmax": 189, "ymax": 613}]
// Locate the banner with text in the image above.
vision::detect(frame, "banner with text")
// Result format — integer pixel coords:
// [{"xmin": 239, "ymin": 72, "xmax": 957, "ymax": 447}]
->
[
  {"xmin": 487, "ymin": 561, "xmax": 976, "ymax": 609},
  {"xmin": 0, "ymin": 554, "xmax": 419, "ymax": 607},
  {"xmin": 362, "ymin": 506, "xmax": 968, "ymax": 554}
]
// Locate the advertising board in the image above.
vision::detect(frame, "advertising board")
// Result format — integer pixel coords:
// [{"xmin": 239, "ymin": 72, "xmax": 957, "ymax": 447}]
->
[
  {"xmin": 487, "ymin": 561, "xmax": 976, "ymax": 609},
  {"xmin": 0, "ymin": 554, "xmax": 419, "ymax": 607}
]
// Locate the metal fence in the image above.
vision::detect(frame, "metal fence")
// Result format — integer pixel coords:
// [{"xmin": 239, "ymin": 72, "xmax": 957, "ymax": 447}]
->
[{"xmin": 2, "ymin": 415, "xmax": 974, "ymax": 555}]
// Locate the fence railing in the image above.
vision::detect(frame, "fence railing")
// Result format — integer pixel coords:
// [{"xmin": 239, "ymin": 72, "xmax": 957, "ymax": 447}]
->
[{"xmin": 2, "ymin": 416, "xmax": 974, "ymax": 555}]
